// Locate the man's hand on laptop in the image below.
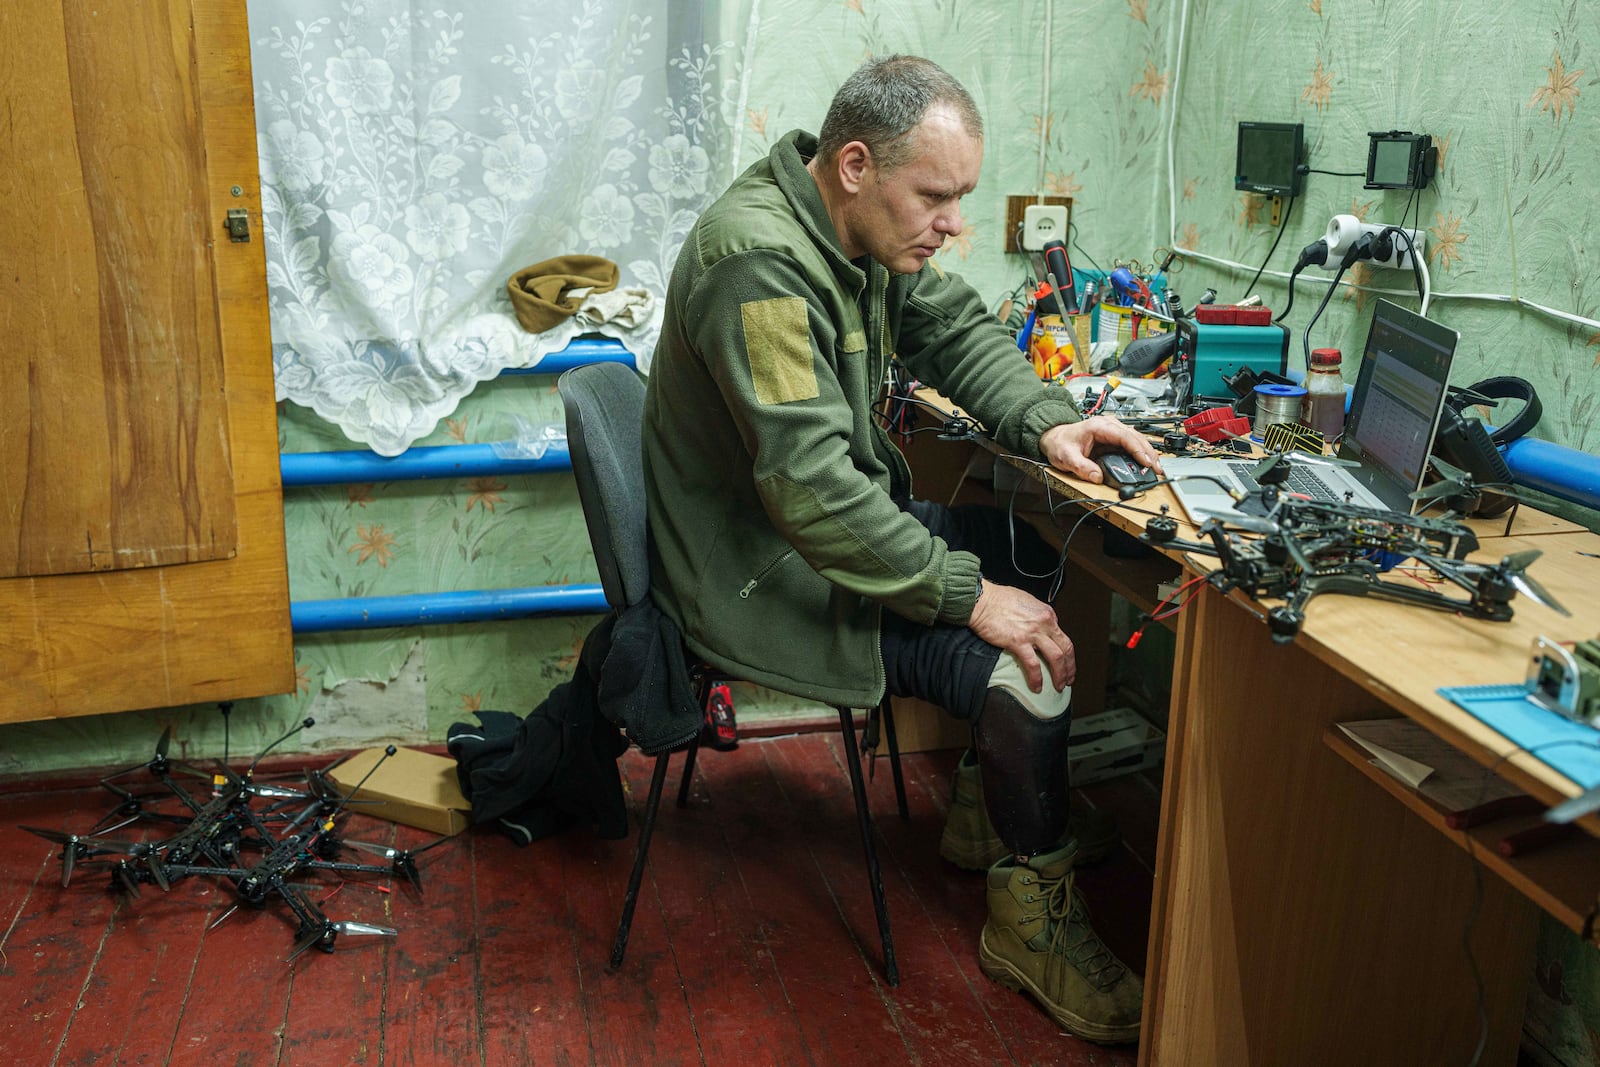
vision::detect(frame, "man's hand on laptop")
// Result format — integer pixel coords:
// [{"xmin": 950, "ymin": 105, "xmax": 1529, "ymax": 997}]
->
[{"xmin": 1040, "ymin": 417, "xmax": 1164, "ymax": 484}]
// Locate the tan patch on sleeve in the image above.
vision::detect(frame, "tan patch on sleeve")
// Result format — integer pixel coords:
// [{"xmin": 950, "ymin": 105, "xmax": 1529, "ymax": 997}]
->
[
  {"xmin": 839, "ymin": 330, "xmax": 866, "ymax": 352},
  {"xmin": 741, "ymin": 296, "xmax": 819, "ymax": 404}
]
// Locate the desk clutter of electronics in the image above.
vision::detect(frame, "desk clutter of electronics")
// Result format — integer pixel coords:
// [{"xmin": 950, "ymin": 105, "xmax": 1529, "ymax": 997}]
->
[{"xmin": 994, "ymin": 242, "xmax": 1600, "ymax": 788}]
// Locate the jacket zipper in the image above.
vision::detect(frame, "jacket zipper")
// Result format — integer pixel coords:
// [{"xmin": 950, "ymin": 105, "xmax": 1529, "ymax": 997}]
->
[{"xmin": 739, "ymin": 547, "xmax": 796, "ymax": 599}]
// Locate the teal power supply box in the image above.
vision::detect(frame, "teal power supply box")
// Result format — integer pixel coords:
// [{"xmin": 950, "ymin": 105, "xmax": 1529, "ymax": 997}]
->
[{"xmin": 1191, "ymin": 323, "xmax": 1289, "ymax": 398}]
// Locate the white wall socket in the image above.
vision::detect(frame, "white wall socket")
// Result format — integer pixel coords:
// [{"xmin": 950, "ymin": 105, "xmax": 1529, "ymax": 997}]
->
[
  {"xmin": 1321, "ymin": 213, "xmax": 1426, "ymax": 270},
  {"xmin": 1021, "ymin": 204, "xmax": 1068, "ymax": 251}
]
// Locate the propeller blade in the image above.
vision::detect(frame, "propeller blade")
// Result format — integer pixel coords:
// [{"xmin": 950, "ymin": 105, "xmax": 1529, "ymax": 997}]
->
[
  {"xmin": 1286, "ymin": 449, "xmax": 1361, "ymax": 468},
  {"xmin": 1509, "ymin": 570, "xmax": 1571, "ymax": 617},
  {"xmin": 331, "ymin": 920, "xmax": 398, "ymax": 940},
  {"xmin": 1250, "ymin": 453, "xmax": 1285, "ymax": 481},
  {"xmin": 145, "ymin": 854, "xmax": 170, "ymax": 892},
  {"xmin": 342, "ymin": 840, "xmax": 399, "ymax": 860},
  {"xmin": 249, "ymin": 784, "xmax": 308, "ymax": 799},
  {"xmin": 20, "ymin": 825, "xmax": 75, "ymax": 846},
  {"xmin": 114, "ymin": 863, "xmax": 141, "ymax": 898},
  {"xmin": 156, "ymin": 727, "xmax": 173, "ymax": 761},
  {"xmin": 1502, "ymin": 548, "xmax": 1542, "ymax": 571},
  {"xmin": 1409, "ymin": 481, "xmax": 1466, "ymax": 503},
  {"xmin": 90, "ymin": 814, "xmax": 140, "ymax": 836},
  {"xmin": 62, "ymin": 842, "xmax": 76, "ymax": 887},
  {"xmin": 1430, "ymin": 455, "xmax": 1471, "ymax": 482}
]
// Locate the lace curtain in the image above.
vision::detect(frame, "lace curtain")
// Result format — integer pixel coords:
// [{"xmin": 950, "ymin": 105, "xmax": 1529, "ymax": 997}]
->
[{"xmin": 248, "ymin": 1, "xmax": 755, "ymax": 455}]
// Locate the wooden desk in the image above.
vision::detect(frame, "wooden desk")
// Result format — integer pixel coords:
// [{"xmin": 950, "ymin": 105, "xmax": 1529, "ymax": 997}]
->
[{"xmin": 902, "ymin": 405, "xmax": 1600, "ymax": 1063}]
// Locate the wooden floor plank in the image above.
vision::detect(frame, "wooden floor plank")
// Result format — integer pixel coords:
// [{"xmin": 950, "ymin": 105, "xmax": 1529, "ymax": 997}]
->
[
  {"xmin": 474, "ymin": 828, "xmax": 593, "ymax": 1067},
  {"xmin": 0, "ymin": 790, "xmax": 121, "ymax": 1066},
  {"xmin": 689, "ymin": 736, "xmax": 908, "ymax": 1066},
  {"xmin": 765, "ymin": 732, "xmax": 1015, "ymax": 1066},
  {"xmin": 382, "ymin": 823, "xmax": 483, "ymax": 1067},
  {"xmin": 565, "ymin": 759, "xmax": 703, "ymax": 1067},
  {"xmin": 0, "ymin": 735, "xmax": 1164, "ymax": 1067},
  {"xmin": 622, "ymin": 748, "xmax": 815, "ymax": 1067}
]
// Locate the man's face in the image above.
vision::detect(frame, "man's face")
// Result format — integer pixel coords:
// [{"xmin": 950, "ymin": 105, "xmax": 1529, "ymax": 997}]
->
[{"xmin": 842, "ymin": 106, "xmax": 982, "ymax": 274}]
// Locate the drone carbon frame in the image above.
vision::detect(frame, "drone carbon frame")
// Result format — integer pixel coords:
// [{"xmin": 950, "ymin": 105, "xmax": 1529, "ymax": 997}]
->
[{"xmin": 1139, "ymin": 486, "xmax": 1566, "ymax": 643}]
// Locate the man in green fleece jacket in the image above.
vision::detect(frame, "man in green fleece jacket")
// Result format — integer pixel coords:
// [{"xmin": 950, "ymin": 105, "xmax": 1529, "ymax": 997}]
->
[{"xmin": 642, "ymin": 54, "xmax": 1162, "ymax": 1043}]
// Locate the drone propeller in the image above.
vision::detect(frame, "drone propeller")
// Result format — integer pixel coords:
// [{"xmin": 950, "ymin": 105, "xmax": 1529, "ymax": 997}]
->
[
  {"xmin": 344, "ymin": 834, "xmax": 455, "ymax": 896},
  {"xmin": 1498, "ymin": 550, "xmax": 1571, "ymax": 616},
  {"xmin": 286, "ymin": 918, "xmax": 398, "ymax": 963},
  {"xmin": 112, "ymin": 860, "xmax": 142, "ymax": 898},
  {"xmin": 22, "ymin": 827, "xmax": 81, "ymax": 886}
]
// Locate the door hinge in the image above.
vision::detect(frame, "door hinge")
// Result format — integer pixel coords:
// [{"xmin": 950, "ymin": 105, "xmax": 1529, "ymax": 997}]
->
[{"xmin": 225, "ymin": 208, "xmax": 251, "ymax": 243}]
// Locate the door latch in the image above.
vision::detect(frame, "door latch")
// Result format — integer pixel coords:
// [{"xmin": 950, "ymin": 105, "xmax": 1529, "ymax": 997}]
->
[{"xmin": 225, "ymin": 208, "xmax": 251, "ymax": 243}]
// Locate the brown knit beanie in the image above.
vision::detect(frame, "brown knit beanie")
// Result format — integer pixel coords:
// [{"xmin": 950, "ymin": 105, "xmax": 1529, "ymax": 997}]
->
[{"xmin": 507, "ymin": 255, "xmax": 620, "ymax": 333}]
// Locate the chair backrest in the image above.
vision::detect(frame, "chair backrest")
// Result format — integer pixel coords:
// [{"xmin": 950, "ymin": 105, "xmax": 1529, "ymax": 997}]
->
[{"xmin": 558, "ymin": 362, "xmax": 652, "ymax": 611}]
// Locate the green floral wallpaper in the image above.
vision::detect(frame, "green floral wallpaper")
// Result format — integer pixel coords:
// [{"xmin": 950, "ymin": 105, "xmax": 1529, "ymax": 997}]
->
[{"xmin": 5, "ymin": 3, "xmax": 1599, "ymax": 1057}]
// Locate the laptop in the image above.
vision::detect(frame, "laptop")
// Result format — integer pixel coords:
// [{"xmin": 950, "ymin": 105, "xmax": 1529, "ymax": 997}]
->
[{"xmin": 1163, "ymin": 299, "xmax": 1459, "ymax": 523}]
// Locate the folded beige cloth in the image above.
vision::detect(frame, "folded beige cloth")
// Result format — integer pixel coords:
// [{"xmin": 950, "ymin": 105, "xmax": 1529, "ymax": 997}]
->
[
  {"xmin": 507, "ymin": 255, "xmax": 619, "ymax": 333},
  {"xmin": 577, "ymin": 287, "xmax": 655, "ymax": 329}
]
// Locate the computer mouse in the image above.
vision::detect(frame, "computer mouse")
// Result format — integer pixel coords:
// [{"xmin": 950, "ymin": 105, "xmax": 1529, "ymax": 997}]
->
[{"xmin": 1097, "ymin": 451, "xmax": 1158, "ymax": 488}]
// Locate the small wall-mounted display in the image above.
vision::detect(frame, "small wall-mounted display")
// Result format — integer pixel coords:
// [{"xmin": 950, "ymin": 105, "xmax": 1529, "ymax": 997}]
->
[
  {"xmin": 1234, "ymin": 122, "xmax": 1304, "ymax": 197},
  {"xmin": 1365, "ymin": 130, "xmax": 1434, "ymax": 190}
]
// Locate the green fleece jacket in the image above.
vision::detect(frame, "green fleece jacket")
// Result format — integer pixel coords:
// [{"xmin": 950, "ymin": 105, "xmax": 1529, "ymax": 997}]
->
[{"xmin": 641, "ymin": 130, "xmax": 1081, "ymax": 708}]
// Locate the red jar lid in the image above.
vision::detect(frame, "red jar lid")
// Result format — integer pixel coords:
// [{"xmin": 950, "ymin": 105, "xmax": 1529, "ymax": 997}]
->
[{"xmin": 1310, "ymin": 347, "xmax": 1341, "ymax": 366}]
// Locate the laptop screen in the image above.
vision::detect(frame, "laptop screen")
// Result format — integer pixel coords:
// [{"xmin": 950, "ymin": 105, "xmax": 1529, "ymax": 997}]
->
[{"xmin": 1340, "ymin": 299, "xmax": 1459, "ymax": 506}]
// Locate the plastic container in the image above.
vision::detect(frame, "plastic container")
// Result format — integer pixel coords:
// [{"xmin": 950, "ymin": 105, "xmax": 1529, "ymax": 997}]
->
[{"xmin": 1304, "ymin": 348, "xmax": 1346, "ymax": 441}]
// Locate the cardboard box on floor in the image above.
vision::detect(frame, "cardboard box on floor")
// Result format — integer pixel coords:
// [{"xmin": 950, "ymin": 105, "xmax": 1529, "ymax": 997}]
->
[{"xmin": 327, "ymin": 746, "xmax": 470, "ymax": 836}]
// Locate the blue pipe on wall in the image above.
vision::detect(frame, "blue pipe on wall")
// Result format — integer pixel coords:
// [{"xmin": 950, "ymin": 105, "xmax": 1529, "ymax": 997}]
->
[
  {"xmin": 499, "ymin": 336, "xmax": 638, "ymax": 376},
  {"xmin": 281, "ymin": 441, "xmax": 571, "ymax": 487},
  {"xmin": 291, "ymin": 584, "xmax": 609, "ymax": 633},
  {"xmin": 1503, "ymin": 437, "xmax": 1600, "ymax": 513}
]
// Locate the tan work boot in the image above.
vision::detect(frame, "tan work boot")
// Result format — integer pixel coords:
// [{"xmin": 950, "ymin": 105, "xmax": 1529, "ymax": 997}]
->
[
  {"xmin": 979, "ymin": 843, "xmax": 1143, "ymax": 1043},
  {"xmin": 939, "ymin": 749, "xmax": 1119, "ymax": 870}
]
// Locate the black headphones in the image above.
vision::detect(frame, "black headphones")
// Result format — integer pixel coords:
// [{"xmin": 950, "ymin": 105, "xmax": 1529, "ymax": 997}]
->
[{"xmin": 1431, "ymin": 376, "xmax": 1542, "ymax": 515}]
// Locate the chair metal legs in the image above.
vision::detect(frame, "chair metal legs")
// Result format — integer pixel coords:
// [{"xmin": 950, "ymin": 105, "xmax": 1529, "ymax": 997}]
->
[
  {"xmin": 870, "ymin": 697, "xmax": 908, "ymax": 825},
  {"xmin": 609, "ymin": 749, "xmax": 671, "ymax": 971},
  {"xmin": 609, "ymin": 703, "xmax": 902, "ymax": 987},
  {"xmin": 836, "ymin": 704, "xmax": 900, "ymax": 986}
]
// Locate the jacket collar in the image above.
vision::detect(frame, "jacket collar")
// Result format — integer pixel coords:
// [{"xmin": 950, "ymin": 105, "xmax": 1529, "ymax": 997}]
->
[{"xmin": 770, "ymin": 129, "xmax": 869, "ymax": 297}]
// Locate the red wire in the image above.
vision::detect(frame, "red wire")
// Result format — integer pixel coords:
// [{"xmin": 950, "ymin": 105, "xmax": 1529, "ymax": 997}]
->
[{"xmin": 1126, "ymin": 572, "xmax": 1210, "ymax": 647}]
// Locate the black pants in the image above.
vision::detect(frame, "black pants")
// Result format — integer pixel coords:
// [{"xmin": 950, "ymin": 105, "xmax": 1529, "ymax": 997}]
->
[{"xmin": 879, "ymin": 499, "xmax": 1060, "ymax": 721}]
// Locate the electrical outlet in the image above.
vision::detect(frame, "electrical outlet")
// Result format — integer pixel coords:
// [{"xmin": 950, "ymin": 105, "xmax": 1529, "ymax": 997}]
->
[
  {"xmin": 1004, "ymin": 194, "xmax": 1072, "ymax": 254},
  {"xmin": 1022, "ymin": 204, "xmax": 1068, "ymax": 251}
]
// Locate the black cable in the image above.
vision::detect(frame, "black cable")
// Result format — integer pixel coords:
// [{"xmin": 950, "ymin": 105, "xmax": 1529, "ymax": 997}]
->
[
  {"xmin": 1301, "ymin": 260, "xmax": 1353, "ymax": 366},
  {"xmin": 1301, "ymin": 167, "xmax": 1364, "ymax": 177},
  {"xmin": 1068, "ymin": 221, "xmax": 1104, "ymax": 272},
  {"xmin": 1242, "ymin": 194, "xmax": 1295, "ymax": 301}
]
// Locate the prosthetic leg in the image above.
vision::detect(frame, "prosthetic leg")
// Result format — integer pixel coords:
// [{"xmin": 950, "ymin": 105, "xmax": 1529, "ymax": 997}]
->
[{"xmin": 972, "ymin": 654, "xmax": 1143, "ymax": 1044}]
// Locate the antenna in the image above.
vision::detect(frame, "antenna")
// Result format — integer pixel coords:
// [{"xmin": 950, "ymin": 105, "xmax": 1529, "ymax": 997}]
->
[
  {"xmin": 325, "ymin": 745, "xmax": 397, "ymax": 824},
  {"xmin": 249, "ymin": 717, "xmax": 316, "ymax": 780}
]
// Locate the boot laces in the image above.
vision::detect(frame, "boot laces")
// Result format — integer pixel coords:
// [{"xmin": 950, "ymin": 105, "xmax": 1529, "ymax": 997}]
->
[{"xmin": 1028, "ymin": 868, "xmax": 1126, "ymax": 992}]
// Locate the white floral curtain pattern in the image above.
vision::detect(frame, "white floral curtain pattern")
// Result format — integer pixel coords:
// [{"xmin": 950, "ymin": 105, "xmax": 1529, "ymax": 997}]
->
[{"xmin": 248, "ymin": 1, "xmax": 751, "ymax": 455}]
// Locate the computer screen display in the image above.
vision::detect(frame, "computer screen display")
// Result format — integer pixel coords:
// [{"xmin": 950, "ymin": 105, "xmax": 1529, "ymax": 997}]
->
[
  {"xmin": 1342, "ymin": 299, "xmax": 1459, "ymax": 496},
  {"xmin": 1235, "ymin": 122, "xmax": 1303, "ymax": 197}
]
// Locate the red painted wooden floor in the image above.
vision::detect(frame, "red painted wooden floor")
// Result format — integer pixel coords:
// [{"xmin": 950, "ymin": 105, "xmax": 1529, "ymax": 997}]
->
[{"xmin": 0, "ymin": 734, "xmax": 1157, "ymax": 1066}]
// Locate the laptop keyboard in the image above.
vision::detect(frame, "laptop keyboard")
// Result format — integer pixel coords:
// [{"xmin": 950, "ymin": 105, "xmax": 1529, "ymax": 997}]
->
[{"xmin": 1228, "ymin": 461, "xmax": 1344, "ymax": 503}]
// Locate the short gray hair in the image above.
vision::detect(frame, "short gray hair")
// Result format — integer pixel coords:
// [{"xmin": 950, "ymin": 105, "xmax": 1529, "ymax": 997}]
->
[{"xmin": 816, "ymin": 55, "xmax": 983, "ymax": 172}]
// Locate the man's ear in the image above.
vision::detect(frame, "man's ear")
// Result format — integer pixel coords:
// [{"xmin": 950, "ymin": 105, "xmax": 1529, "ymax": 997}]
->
[{"xmin": 837, "ymin": 141, "xmax": 871, "ymax": 193}]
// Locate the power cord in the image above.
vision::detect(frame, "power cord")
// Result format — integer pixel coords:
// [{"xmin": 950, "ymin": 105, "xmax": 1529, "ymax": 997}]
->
[{"xmin": 1242, "ymin": 193, "xmax": 1296, "ymax": 300}]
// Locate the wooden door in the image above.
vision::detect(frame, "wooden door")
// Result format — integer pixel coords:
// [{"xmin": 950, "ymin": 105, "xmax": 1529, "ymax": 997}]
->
[{"xmin": 0, "ymin": 1, "xmax": 293, "ymax": 722}]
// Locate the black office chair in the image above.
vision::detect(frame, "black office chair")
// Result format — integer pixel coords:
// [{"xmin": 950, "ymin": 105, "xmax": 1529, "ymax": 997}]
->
[{"xmin": 558, "ymin": 361, "xmax": 907, "ymax": 986}]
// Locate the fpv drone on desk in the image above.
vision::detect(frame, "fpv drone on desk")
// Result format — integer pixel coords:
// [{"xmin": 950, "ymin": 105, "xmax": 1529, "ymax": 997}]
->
[
  {"xmin": 20, "ymin": 717, "xmax": 452, "ymax": 962},
  {"xmin": 1123, "ymin": 452, "xmax": 1571, "ymax": 643}
]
